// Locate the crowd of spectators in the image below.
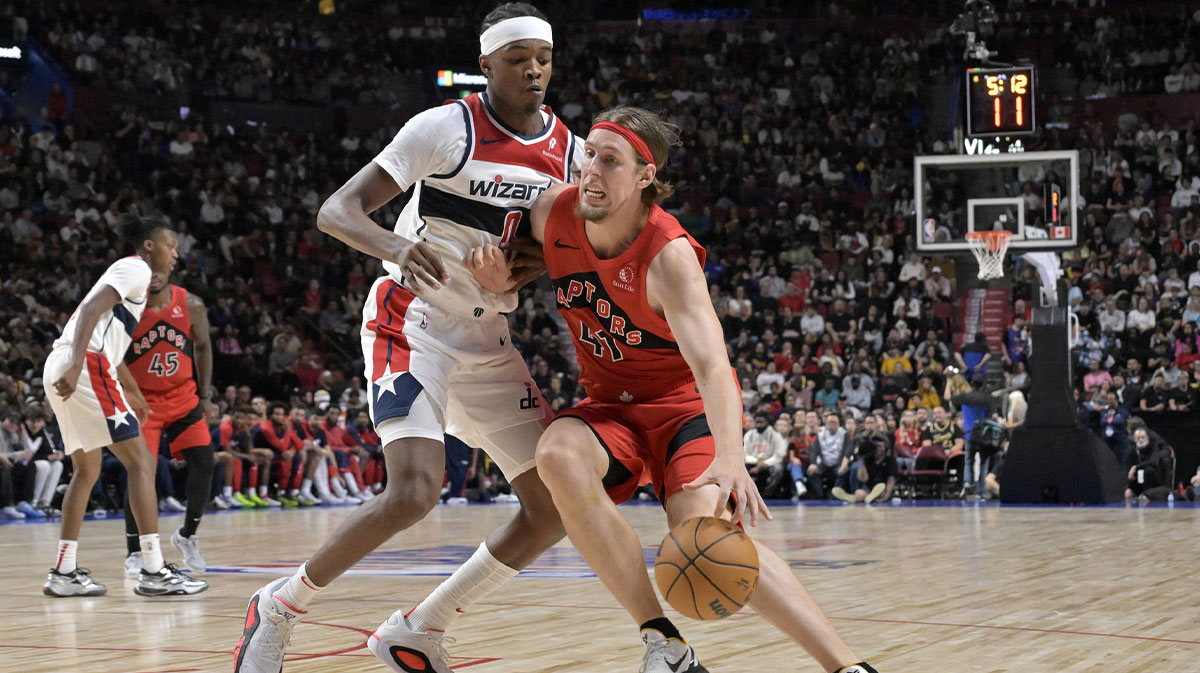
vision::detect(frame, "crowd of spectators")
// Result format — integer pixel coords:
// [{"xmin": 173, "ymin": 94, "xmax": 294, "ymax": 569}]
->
[{"xmin": 2, "ymin": 2, "xmax": 1200, "ymax": 520}]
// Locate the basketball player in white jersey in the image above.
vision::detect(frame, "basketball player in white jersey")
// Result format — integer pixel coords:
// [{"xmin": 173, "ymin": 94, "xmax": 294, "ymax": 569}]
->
[
  {"xmin": 42, "ymin": 214, "xmax": 207, "ymax": 598},
  {"xmin": 235, "ymin": 5, "xmax": 583, "ymax": 673}
]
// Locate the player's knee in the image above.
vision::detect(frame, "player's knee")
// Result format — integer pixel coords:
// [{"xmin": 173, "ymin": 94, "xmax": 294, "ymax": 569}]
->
[{"xmin": 379, "ymin": 471, "xmax": 440, "ymax": 520}]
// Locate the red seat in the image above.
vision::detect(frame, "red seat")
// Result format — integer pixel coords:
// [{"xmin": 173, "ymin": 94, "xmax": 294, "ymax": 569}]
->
[{"xmin": 899, "ymin": 444, "xmax": 948, "ymax": 499}]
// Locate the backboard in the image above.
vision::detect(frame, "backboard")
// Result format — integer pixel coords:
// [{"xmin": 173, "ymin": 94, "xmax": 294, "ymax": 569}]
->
[{"xmin": 914, "ymin": 150, "xmax": 1079, "ymax": 253}]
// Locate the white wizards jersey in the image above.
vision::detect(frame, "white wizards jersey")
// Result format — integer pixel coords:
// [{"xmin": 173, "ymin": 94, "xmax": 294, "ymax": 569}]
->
[
  {"xmin": 372, "ymin": 92, "xmax": 582, "ymax": 317},
  {"xmin": 53, "ymin": 255, "xmax": 152, "ymax": 374}
]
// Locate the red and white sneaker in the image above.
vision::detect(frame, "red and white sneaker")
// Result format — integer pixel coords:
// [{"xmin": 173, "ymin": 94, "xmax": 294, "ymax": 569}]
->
[
  {"xmin": 367, "ymin": 611, "xmax": 453, "ymax": 673},
  {"xmin": 234, "ymin": 578, "xmax": 305, "ymax": 673}
]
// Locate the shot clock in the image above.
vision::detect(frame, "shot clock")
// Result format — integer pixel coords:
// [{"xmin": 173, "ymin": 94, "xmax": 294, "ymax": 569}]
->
[{"xmin": 965, "ymin": 66, "xmax": 1035, "ymax": 138}]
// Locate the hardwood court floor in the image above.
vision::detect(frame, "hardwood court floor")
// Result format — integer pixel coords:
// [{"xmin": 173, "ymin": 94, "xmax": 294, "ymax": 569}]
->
[{"xmin": 1, "ymin": 501, "xmax": 1197, "ymax": 673}]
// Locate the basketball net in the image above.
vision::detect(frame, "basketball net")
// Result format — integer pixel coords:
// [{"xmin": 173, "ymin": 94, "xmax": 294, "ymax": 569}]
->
[{"xmin": 965, "ymin": 231, "xmax": 1011, "ymax": 281}]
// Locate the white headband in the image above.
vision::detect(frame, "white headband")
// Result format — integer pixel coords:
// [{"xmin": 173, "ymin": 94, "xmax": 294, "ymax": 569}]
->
[{"xmin": 479, "ymin": 16, "xmax": 553, "ymax": 56}]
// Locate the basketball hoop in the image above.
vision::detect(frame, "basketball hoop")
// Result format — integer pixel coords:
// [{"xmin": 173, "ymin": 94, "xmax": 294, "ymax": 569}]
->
[{"xmin": 965, "ymin": 231, "xmax": 1012, "ymax": 280}]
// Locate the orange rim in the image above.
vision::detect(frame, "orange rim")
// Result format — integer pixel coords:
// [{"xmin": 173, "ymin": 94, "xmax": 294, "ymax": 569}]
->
[{"xmin": 965, "ymin": 230, "xmax": 1013, "ymax": 251}]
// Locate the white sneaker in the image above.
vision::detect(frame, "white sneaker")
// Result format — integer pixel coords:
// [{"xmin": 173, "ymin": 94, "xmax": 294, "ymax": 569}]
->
[
  {"xmin": 299, "ymin": 488, "xmax": 322, "ymax": 505},
  {"xmin": 324, "ymin": 494, "xmax": 347, "ymax": 505},
  {"xmin": 445, "ymin": 497, "xmax": 469, "ymax": 505},
  {"xmin": 234, "ymin": 578, "xmax": 302, "ymax": 673},
  {"xmin": 367, "ymin": 611, "xmax": 453, "ymax": 673},
  {"xmin": 261, "ymin": 495, "xmax": 282, "ymax": 507},
  {"xmin": 124, "ymin": 552, "xmax": 142, "ymax": 579},
  {"xmin": 493, "ymin": 493, "xmax": 519, "ymax": 503},
  {"xmin": 225, "ymin": 493, "xmax": 245, "ymax": 509},
  {"xmin": 359, "ymin": 489, "xmax": 375, "ymax": 501},
  {"xmin": 212, "ymin": 496, "xmax": 230, "ymax": 510},
  {"xmin": 171, "ymin": 528, "xmax": 206, "ymax": 572},
  {"xmin": 134, "ymin": 563, "xmax": 208, "ymax": 596},
  {"xmin": 639, "ymin": 629, "xmax": 707, "ymax": 673},
  {"xmin": 344, "ymin": 495, "xmax": 363, "ymax": 505},
  {"xmin": 161, "ymin": 496, "xmax": 187, "ymax": 513}
]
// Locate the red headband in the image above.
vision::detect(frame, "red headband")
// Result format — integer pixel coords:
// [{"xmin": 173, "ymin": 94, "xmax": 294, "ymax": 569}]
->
[{"xmin": 590, "ymin": 121, "xmax": 654, "ymax": 165}]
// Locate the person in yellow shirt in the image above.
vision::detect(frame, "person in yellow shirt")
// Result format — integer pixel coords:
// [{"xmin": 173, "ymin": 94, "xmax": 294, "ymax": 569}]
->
[
  {"xmin": 879, "ymin": 343, "xmax": 913, "ymax": 380},
  {"xmin": 908, "ymin": 376, "xmax": 942, "ymax": 410}
]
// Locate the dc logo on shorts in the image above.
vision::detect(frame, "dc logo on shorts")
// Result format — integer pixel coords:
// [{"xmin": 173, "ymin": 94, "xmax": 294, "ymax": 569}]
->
[
  {"xmin": 473, "ymin": 307, "xmax": 485, "ymax": 318},
  {"xmin": 519, "ymin": 385, "xmax": 540, "ymax": 410}
]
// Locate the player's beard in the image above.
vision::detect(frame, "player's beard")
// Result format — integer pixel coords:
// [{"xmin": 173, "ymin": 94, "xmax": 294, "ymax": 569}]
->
[{"xmin": 574, "ymin": 200, "xmax": 611, "ymax": 223}]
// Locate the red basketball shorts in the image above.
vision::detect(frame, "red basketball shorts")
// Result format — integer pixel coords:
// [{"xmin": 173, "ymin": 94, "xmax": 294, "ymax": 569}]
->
[
  {"xmin": 142, "ymin": 390, "xmax": 208, "ymax": 458},
  {"xmin": 557, "ymin": 382, "xmax": 715, "ymax": 506}
]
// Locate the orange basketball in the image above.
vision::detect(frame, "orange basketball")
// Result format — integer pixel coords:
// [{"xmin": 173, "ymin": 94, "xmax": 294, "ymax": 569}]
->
[{"xmin": 653, "ymin": 516, "xmax": 759, "ymax": 620}]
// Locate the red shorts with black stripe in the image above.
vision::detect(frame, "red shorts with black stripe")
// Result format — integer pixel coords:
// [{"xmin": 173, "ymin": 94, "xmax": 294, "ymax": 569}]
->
[
  {"xmin": 557, "ymin": 381, "xmax": 715, "ymax": 506},
  {"xmin": 142, "ymin": 390, "xmax": 208, "ymax": 458}
]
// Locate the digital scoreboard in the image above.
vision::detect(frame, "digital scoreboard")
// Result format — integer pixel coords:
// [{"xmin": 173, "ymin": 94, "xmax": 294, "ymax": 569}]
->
[{"xmin": 965, "ymin": 66, "xmax": 1035, "ymax": 138}]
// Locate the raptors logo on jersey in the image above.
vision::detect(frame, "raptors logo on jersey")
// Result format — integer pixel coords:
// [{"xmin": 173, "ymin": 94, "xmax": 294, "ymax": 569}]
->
[
  {"xmin": 375, "ymin": 91, "xmax": 582, "ymax": 318},
  {"xmin": 127, "ymin": 284, "xmax": 196, "ymax": 398},
  {"xmin": 544, "ymin": 186, "xmax": 707, "ymax": 403}
]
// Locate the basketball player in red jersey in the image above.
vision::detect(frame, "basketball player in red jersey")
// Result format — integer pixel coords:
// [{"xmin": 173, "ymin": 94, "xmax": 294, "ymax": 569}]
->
[
  {"xmin": 123, "ymin": 274, "xmax": 217, "ymax": 574},
  {"xmin": 236, "ymin": 5, "xmax": 580, "ymax": 673},
  {"xmin": 468, "ymin": 107, "xmax": 880, "ymax": 673}
]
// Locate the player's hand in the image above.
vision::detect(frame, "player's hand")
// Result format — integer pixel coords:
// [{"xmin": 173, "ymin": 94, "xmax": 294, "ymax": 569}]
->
[
  {"xmin": 397, "ymin": 239, "xmax": 448, "ymax": 293},
  {"xmin": 200, "ymin": 398, "xmax": 217, "ymax": 421},
  {"xmin": 463, "ymin": 244, "xmax": 515, "ymax": 293},
  {"xmin": 53, "ymin": 359, "xmax": 84, "ymax": 400},
  {"xmin": 683, "ymin": 452, "xmax": 771, "ymax": 528},
  {"xmin": 500, "ymin": 237, "xmax": 547, "ymax": 289},
  {"xmin": 128, "ymin": 392, "xmax": 150, "ymax": 425},
  {"xmin": 0, "ymin": 454, "xmax": 10, "ymax": 468}
]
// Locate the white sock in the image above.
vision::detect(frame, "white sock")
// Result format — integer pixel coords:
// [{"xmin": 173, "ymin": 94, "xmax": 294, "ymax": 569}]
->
[
  {"xmin": 55, "ymin": 539, "xmax": 78, "ymax": 573},
  {"xmin": 275, "ymin": 561, "xmax": 321, "ymax": 613},
  {"xmin": 140, "ymin": 534, "xmax": 164, "ymax": 573},
  {"xmin": 289, "ymin": 489, "xmax": 299, "ymax": 497},
  {"xmin": 258, "ymin": 485, "xmax": 268, "ymax": 497},
  {"xmin": 408, "ymin": 541, "xmax": 518, "ymax": 633},
  {"xmin": 331, "ymin": 478, "xmax": 347, "ymax": 498},
  {"xmin": 314, "ymin": 468, "xmax": 332, "ymax": 497},
  {"xmin": 223, "ymin": 486, "xmax": 233, "ymax": 498}
]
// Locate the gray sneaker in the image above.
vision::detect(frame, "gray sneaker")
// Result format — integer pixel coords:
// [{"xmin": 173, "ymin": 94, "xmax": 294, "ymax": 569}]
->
[
  {"xmin": 43, "ymin": 568, "xmax": 107, "ymax": 597},
  {"xmin": 234, "ymin": 578, "xmax": 301, "ymax": 673},
  {"xmin": 171, "ymin": 528, "xmax": 206, "ymax": 572},
  {"xmin": 134, "ymin": 563, "xmax": 208, "ymax": 596},
  {"xmin": 639, "ymin": 629, "xmax": 708, "ymax": 673}
]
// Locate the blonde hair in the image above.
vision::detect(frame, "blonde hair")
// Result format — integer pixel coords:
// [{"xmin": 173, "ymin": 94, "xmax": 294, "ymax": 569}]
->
[
  {"xmin": 1007, "ymin": 390, "xmax": 1028, "ymax": 427},
  {"xmin": 593, "ymin": 106, "xmax": 680, "ymax": 205}
]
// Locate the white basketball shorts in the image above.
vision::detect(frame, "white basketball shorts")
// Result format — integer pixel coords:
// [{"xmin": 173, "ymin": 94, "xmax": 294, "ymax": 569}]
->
[
  {"xmin": 360, "ymin": 276, "xmax": 550, "ymax": 479},
  {"xmin": 43, "ymin": 347, "xmax": 141, "ymax": 454}
]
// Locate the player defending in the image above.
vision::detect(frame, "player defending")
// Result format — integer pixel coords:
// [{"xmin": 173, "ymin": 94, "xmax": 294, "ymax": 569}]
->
[
  {"xmin": 468, "ymin": 107, "xmax": 879, "ymax": 673},
  {"xmin": 236, "ymin": 4, "xmax": 578, "ymax": 673},
  {"xmin": 42, "ymin": 214, "xmax": 207, "ymax": 598},
  {"xmin": 122, "ymin": 274, "xmax": 218, "ymax": 575}
]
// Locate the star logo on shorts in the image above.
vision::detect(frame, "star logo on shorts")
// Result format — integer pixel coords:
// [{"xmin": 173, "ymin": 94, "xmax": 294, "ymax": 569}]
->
[
  {"xmin": 374, "ymin": 364, "xmax": 404, "ymax": 397},
  {"xmin": 107, "ymin": 411, "xmax": 131, "ymax": 428},
  {"xmin": 619, "ymin": 391, "xmax": 633, "ymax": 403}
]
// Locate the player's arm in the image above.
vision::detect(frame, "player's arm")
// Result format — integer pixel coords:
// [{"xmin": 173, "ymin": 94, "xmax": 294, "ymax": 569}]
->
[
  {"xmin": 187, "ymin": 293, "xmax": 217, "ymax": 416},
  {"xmin": 52, "ymin": 285, "xmax": 123, "ymax": 400},
  {"xmin": 648, "ymin": 238, "xmax": 771, "ymax": 526},
  {"xmin": 467, "ymin": 183, "xmax": 571, "ymax": 294},
  {"xmin": 115, "ymin": 362, "xmax": 150, "ymax": 424}
]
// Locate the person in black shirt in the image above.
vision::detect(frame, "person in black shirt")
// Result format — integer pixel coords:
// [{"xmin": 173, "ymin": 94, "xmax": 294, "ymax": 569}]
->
[
  {"xmin": 1124, "ymin": 427, "xmax": 1172, "ymax": 502},
  {"xmin": 1137, "ymin": 374, "xmax": 1166, "ymax": 413},
  {"xmin": 832, "ymin": 434, "xmax": 896, "ymax": 504}
]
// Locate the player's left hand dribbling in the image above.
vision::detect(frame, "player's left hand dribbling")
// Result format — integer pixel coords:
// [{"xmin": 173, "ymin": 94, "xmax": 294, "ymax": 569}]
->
[{"xmin": 683, "ymin": 456, "xmax": 772, "ymax": 528}]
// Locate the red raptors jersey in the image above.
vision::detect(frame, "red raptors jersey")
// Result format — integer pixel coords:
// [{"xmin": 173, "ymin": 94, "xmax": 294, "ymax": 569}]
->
[
  {"xmin": 126, "ymin": 285, "xmax": 197, "ymax": 397},
  {"xmin": 545, "ymin": 186, "xmax": 706, "ymax": 403}
]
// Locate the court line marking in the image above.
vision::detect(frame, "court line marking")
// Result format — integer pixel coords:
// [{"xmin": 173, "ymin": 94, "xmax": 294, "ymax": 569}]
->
[{"xmin": 829, "ymin": 616, "xmax": 1200, "ymax": 646}]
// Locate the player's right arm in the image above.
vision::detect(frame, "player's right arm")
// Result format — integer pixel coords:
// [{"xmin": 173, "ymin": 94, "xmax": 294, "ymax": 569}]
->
[
  {"xmin": 53, "ymin": 284, "xmax": 123, "ymax": 401},
  {"xmin": 317, "ymin": 105, "xmax": 465, "ymax": 291}
]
